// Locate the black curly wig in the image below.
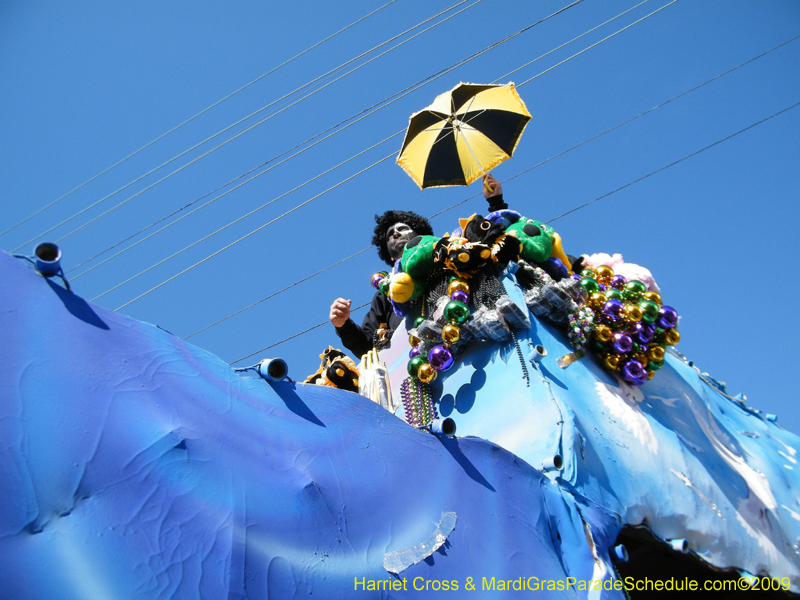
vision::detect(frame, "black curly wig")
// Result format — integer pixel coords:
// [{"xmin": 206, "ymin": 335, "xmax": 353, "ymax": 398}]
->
[{"xmin": 372, "ymin": 210, "xmax": 433, "ymax": 266}]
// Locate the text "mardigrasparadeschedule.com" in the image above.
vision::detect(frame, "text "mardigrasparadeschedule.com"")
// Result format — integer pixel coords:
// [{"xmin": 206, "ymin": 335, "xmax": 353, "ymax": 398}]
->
[{"xmin": 354, "ymin": 575, "xmax": 792, "ymax": 593}]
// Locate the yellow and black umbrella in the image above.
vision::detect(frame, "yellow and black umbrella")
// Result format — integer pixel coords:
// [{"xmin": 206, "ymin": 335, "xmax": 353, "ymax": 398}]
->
[{"xmin": 397, "ymin": 82, "xmax": 531, "ymax": 189}]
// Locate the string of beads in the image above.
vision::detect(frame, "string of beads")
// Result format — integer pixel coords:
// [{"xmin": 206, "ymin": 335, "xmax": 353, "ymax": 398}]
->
[{"xmin": 400, "ymin": 378, "xmax": 436, "ymax": 427}]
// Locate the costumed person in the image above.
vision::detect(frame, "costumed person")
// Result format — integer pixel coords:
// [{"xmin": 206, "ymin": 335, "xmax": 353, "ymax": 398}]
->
[{"xmin": 329, "ymin": 174, "xmax": 506, "ymax": 359}]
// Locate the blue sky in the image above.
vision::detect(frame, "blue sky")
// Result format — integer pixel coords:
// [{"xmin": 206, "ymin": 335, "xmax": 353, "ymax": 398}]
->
[{"xmin": 2, "ymin": 1, "xmax": 799, "ymax": 432}]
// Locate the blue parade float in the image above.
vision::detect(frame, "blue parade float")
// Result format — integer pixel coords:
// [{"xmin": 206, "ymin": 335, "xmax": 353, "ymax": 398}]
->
[{"xmin": 2, "ymin": 233, "xmax": 800, "ymax": 599}]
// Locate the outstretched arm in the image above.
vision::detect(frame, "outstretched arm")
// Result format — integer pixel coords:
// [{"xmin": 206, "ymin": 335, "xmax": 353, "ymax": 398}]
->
[
  {"xmin": 482, "ymin": 173, "xmax": 508, "ymax": 211},
  {"xmin": 330, "ymin": 296, "xmax": 375, "ymax": 359}
]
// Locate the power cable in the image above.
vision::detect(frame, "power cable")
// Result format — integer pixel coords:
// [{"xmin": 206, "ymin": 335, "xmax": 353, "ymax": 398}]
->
[
  {"xmin": 11, "ymin": 0, "xmax": 477, "ymax": 253},
  {"xmin": 183, "ymin": 246, "xmax": 374, "ymax": 339},
  {"xmin": 70, "ymin": 0, "xmax": 592, "ymax": 278},
  {"xmin": 92, "ymin": 135, "xmax": 399, "ymax": 301},
  {"xmin": 113, "ymin": 151, "xmax": 398, "ymax": 311},
  {"xmin": 493, "ymin": 0, "xmax": 651, "ymax": 82},
  {"xmin": 501, "ymin": 34, "xmax": 800, "ymax": 195},
  {"xmin": 518, "ymin": 0, "xmax": 678, "ymax": 87},
  {"xmin": 71, "ymin": 128, "xmax": 403, "ymax": 280},
  {"xmin": 109, "ymin": 0, "xmax": 682, "ymax": 318},
  {"xmin": 226, "ymin": 2, "xmax": 660, "ymax": 364},
  {"xmin": 185, "ymin": 6, "xmax": 679, "ymax": 340},
  {"xmin": 229, "ymin": 301, "xmax": 372, "ymax": 366},
  {"xmin": 545, "ymin": 100, "xmax": 800, "ymax": 223},
  {"xmin": 217, "ymin": 36, "xmax": 798, "ymax": 360},
  {"xmin": 167, "ymin": 18, "xmax": 798, "ymax": 343},
  {"xmin": 54, "ymin": 0, "xmax": 481, "ymax": 247},
  {"xmin": 227, "ymin": 100, "xmax": 799, "ymax": 360},
  {"xmin": 0, "ymin": 0, "xmax": 397, "ymax": 242},
  {"xmin": 77, "ymin": 0, "xmax": 590, "ymax": 294}
]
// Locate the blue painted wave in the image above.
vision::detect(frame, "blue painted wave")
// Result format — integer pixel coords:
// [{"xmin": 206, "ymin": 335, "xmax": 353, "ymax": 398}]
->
[{"xmin": 2, "ymin": 250, "xmax": 798, "ymax": 598}]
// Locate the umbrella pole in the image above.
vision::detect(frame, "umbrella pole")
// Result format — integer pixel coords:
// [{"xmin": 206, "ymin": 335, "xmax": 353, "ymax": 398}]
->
[{"xmin": 458, "ymin": 128, "xmax": 494, "ymax": 193}]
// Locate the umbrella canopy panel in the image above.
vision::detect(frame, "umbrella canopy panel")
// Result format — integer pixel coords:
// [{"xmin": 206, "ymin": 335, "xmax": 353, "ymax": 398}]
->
[{"xmin": 397, "ymin": 82, "xmax": 531, "ymax": 189}]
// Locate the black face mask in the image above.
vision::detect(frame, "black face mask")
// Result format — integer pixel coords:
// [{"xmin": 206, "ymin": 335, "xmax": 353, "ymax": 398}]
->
[{"xmin": 386, "ymin": 222, "xmax": 417, "ymax": 261}]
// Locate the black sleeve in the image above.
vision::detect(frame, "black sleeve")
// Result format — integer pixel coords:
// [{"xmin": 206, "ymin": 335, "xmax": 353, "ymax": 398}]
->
[
  {"xmin": 334, "ymin": 292, "xmax": 392, "ymax": 359},
  {"xmin": 486, "ymin": 193, "xmax": 508, "ymax": 212},
  {"xmin": 334, "ymin": 318, "xmax": 372, "ymax": 360}
]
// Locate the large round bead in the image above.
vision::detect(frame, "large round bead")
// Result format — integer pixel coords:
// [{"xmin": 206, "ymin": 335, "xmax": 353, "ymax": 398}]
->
[
  {"xmin": 662, "ymin": 328, "xmax": 681, "ymax": 346},
  {"xmin": 622, "ymin": 303, "xmax": 643, "ymax": 322},
  {"xmin": 611, "ymin": 332, "xmax": 633, "ymax": 354},
  {"xmin": 444, "ymin": 300, "xmax": 470, "ymax": 325},
  {"xmin": 605, "ymin": 288, "xmax": 623, "ymax": 302},
  {"xmin": 602, "ymin": 298, "xmax": 624, "ymax": 322},
  {"xmin": 447, "ymin": 279, "xmax": 470, "ymax": 297},
  {"xmin": 633, "ymin": 351, "xmax": 648, "ymax": 368},
  {"xmin": 594, "ymin": 324, "xmax": 613, "ymax": 343},
  {"xmin": 580, "ymin": 277, "xmax": 600, "ymax": 295},
  {"xmin": 634, "ymin": 322, "xmax": 656, "ymax": 344},
  {"xmin": 417, "ymin": 363, "xmax": 437, "ymax": 383},
  {"xmin": 620, "ymin": 359, "xmax": 646, "ymax": 384},
  {"xmin": 581, "ymin": 268, "xmax": 595, "ymax": 278},
  {"xmin": 610, "ymin": 274, "xmax": 627, "ymax": 289},
  {"xmin": 408, "ymin": 347, "xmax": 421, "ymax": 359},
  {"xmin": 649, "ymin": 358, "xmax": 665, "ymax": 371},
  {"xmin": 428, "ymin": 345, "xmax": 455, "ymax": 371},
  {"xmin": 371, "ymin": 272, "xmax": 388, "ymax": 289},
  {"xmin": 407, "ymin": 356, "xmax": 424, "ymax": 378},
  {"xmin": 603, "ymin": 353, "xmax": 621, "ymax": 371},
  {"xmin": 413, "ymin": 316, "xmax": 425, "ymax": 328},
  {"xmin": 657, "ymin": 305, "xmax": 679, "ymax": 329},
  {"xmin": 409, "ymin": 334, "xmax": 421, "ymax": 347},
  {"xmin": 450, "ymin": 289, "xmax": 469, "ymax": 304},
  {"xmin": 442, "ymin": 324, "xmax": 461, "ymax": 345},
  {"xmin": 647, "ymin": 345, "xmax": 666, "ymax": 362},
  {"xmin": 379, "ymin": 280, "xmax": 390, "ymax": 297},
  {"xmin": 644, "ymin": 291, "xmax": 662, "ymax": 305},
  {"xmin": 623, "ymin": 280, "xmax": 647, "ymax": 302},
  {"xmin": 594, "ymin": 265, "xmax": 614, "ymax": 285},
  {"xmin": 589, "ymin": 292, "xmax": 607, "ymax": 311},
  {"xmin": 639, "ymin": 299, "xmax": 660, "ymax": 323}
]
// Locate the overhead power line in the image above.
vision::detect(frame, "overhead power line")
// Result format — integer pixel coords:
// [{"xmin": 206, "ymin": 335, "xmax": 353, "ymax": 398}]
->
[
  {"xmin": 183, "ymin": 246, "xmax": 374, "ymax": 340},
  {"xmin": 546, "ymin": 100, "xmax": 800, "ymax": 223},
  {"xmin": 92, "ymin": 135, "xmax": 400, "ymax": 301},
  {"xmin": 493, "ymin": 0, "xmax": 652, "ymax": 82},
  {"xmin": 83, "ymin": 0, "xmax": 595, "ymax": 304},
  {"xmin": 106, "ymin": 0, "xmax": 672, "ymax": 314},
  {"xmin": 70, "ymin": 128, "xmax": 404, "ymax": 280},
  {"xmin": 72, "ymin": 0, "xmax": 583, "ymax": 310},
  {"xmin": 0, "ymin": 0, "xmax": 397, "ymax": 241},
  {"xmin": 11, "ymin": 0, "xmax": 477, "ymax": 254},
  {"xmin": 227, "ymin": 100, "xmax": 800, "ymax": 361},
  {"xmin": 181, "ymin": 5, "xmax": 677, "ymax": 341},
  {"xmin": 113, "ymin": 151, "xmax": 398, "ymax": 311},
  {"xmin": 518, "ymin": 0, "xmax": 678, "ymax": 86},
  {"xmin": 70, "ymin": 0, "xmax": 595, "ymax": 279},
  {"xmin": 229, "ymin": 301, "xmax": 372, "ymax": 366},
  {"xmin": 498, "ymin": 34, "xmax": 800, "ymax": 192}
]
